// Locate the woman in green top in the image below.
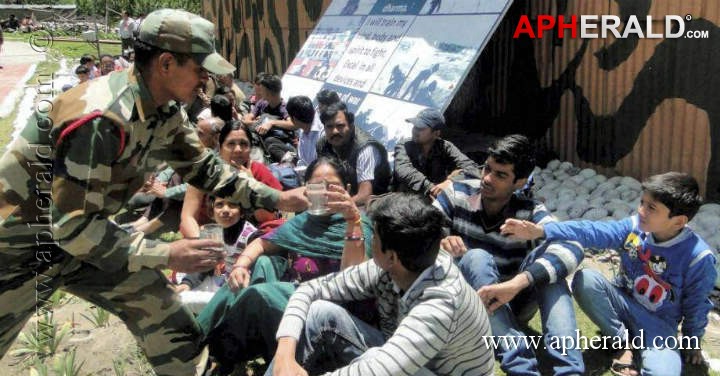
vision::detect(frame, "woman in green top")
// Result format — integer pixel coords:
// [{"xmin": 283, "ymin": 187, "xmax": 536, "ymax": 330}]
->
[{"xmin": 198, "ymin": 156, "xmax": 374, "ymax": 372}]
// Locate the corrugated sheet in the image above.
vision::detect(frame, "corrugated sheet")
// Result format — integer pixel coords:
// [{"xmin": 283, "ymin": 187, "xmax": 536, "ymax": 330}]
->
[
  {"xmin": 204, "ymin": 0, "xmax": 719, "ymax": 200},
  {"xmin": 203, "ymin": 0, "xmax": 331, "ymax": 80},
  {"xmin": 488, "ymin": 0, "xmax": 717, "ymax": 199}
]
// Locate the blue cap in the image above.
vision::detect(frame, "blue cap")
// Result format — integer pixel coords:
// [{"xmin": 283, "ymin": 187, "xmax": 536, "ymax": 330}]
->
[{"xmin": 406, "ymin": 108, "xmax": 445, "ymax": 130}]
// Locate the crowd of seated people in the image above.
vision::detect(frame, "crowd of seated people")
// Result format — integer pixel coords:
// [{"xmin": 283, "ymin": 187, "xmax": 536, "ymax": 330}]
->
[{"xmin": 111, "ymin": 77, "xmax": 716, "ymax": 376}]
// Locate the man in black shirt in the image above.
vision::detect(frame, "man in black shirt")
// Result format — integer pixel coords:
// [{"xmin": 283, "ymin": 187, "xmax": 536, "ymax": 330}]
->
[{"xmin": 394, "ymin": 108, "xmax": 478, "ymax": 198}]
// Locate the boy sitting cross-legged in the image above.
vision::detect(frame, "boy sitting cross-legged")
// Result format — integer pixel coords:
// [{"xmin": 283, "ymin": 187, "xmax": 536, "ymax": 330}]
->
[{"xmin": 502, "ymin": 172, "xmax": 717, "ymax": 375}]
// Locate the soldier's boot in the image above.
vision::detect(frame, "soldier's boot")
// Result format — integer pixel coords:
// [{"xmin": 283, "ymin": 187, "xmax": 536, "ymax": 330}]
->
[{"xmin": 63, "ymin": 263, "xmax": 205, "ymax": 376}]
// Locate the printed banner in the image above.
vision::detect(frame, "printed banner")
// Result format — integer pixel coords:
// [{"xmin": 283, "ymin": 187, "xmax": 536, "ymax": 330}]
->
[{"xmin": 282, "ymin": 0, "xmax": 513, "ymax": 147}]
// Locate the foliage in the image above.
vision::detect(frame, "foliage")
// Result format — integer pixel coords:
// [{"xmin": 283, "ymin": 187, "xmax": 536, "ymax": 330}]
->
[
  {"xmin": 11, "ymin": 312, "xmax": 71, "ymax": 362},
  {"xmin": 28, "ymin": 349, "xmax": 86, "ymax": 376},
  {"xmin": 80, "ymin": 305, "xmax": 111, "ymax": 328},
  {"xmin": 48, "ymin": 290, "xmax": 69, "ymax": 309},
  {"xmin": 159, "ymin": 231, "xmax": 183, "ymax": 242},
  {"xmin": 74, "ymin": 0, "xmax": 201, "ymax": 19},
  {"xmin": 52, "ymin": 349, "xmax": 85, "ymax": 376},
  {"xmin": 112, "ymin": 358, "xmax": 126, "ymax": 376}
]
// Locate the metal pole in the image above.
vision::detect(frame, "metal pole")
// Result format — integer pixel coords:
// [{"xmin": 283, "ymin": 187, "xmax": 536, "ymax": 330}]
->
[{"xmin": 94, "ymin": 21, "xmax": 101, "ymax": 58}]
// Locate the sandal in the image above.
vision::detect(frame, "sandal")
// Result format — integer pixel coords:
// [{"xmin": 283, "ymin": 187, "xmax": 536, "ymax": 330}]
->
[{"xmin": 610, "ymin": 358, "xmax": 638, "ymax": 376}]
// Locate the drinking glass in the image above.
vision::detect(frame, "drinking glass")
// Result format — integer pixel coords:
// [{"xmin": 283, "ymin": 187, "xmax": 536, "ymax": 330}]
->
[{"xmin": 306, "ymin": 182, "xmax": 328, "ymax": 215}]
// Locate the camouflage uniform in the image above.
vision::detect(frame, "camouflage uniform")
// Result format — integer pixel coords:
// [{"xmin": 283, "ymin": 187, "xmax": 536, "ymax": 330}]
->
[{"xmin": 0, "ymin": 9, "xmax": 276, "ymax": 375}]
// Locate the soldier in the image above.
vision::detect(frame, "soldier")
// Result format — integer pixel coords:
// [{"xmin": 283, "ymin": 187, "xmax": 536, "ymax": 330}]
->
[{"xmin": 0, "ymin": 9, "xmax": 307, "ymax": 376}]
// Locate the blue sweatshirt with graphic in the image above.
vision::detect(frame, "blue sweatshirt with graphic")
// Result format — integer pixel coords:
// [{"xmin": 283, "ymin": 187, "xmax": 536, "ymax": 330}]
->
[{"xmin": 544, "ymin": 215, "xmax": 717, "ymax": 338}]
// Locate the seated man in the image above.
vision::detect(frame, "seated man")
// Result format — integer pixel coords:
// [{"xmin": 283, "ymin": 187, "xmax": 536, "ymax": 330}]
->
[
  {"xmin": 99, "ymin": 54, "xmax": 118, "ymax": 76},
  {"xmin": 195, "ymin": 116, "xmax": 223, "ymax": 150},
  {"xmin": 242, "ymin": 74, "xmax": 297, "ymax": 162},
  {"xmin": 198, "ymin": 86, "xmax": 240, "ymax": 121},
  {"xmin": 216, "ymin": 72, "xmax": 248, "ymax": 115},
  {"xmin": 434, "ymin": 134, "xmax": 585, "ymax": 375},
  {"xmin": 316, "ymin": 102, "xmax": 391, "ymax": 205},
  {"xmin": 394, "ymin": 108, "xmax": 478, "ymax": 198},
  {"xmin": 266, "ymin": 193, "xmax": 494, "ymax": 376}
]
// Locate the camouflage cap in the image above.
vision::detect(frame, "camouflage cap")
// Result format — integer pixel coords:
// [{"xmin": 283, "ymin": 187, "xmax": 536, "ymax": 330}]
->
[{"xmin": 138, "ymin": 9, "xmax": 235, "ymax": 75}]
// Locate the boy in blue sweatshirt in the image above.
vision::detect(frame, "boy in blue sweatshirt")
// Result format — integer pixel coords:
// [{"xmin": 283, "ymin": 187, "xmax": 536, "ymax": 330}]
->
[{"xmin": 502, "ymin": 172, "xmax": 717, "ymax": 376}]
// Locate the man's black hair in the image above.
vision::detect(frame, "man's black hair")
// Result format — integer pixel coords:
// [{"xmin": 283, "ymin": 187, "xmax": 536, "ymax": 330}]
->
[
  {"xmin": 132, "ymin": 39, "xmax": 192, "ymax": 72},
  {"xmin": 215, "ymin": 85, "xmax": 232, "ymax": 96},
  {"xmin": 487, "ymin": 134, "xmax": 535, "ymax": 181},
  {"xmin": 253, "ymin": 72, "xmax": 268, "ymax": 84},
  {"xmin": 80, "ymin": 54, "xmax": 95, "ymax": 65},
  {"xmin": 370, "ymin": 193, "xmax": 446, "ymax": 273},
  {"xmin": 304, "ymin": 156, "xmax": 352, "ymax": 187},
  {"xmin": 210, "ymin": 94, "xmax": 232, "ymax": 122},
  {"xmin": 316, "ymin": 89, "xmax": 340, "ymax": 106},
  {"xmin": 75, "ymin": 65, "xmax": 89, "ymax": 75},
  {"xmin": 641, "ymin": 172, "xmax": 703, "ymax": 220},
  {"xmin": 287, "ymin": 96, "xmax": 315, "ymax": 124},
  {"xmin": 320, "ymin": 102, "xmax": 354, "ymax": 126},
  {"xmin": 258, "ymin": 74, "xmax": 282, "ymax": 95}
]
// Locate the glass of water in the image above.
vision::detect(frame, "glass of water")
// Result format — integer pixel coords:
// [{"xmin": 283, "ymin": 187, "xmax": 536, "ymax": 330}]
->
[
  {"xmin": 199, "ymin": 224, "xmax": 225, "ymax": 253},
  {"xmin": 306, "ymin": 182, "xmax": 328, "ymax": 215}
]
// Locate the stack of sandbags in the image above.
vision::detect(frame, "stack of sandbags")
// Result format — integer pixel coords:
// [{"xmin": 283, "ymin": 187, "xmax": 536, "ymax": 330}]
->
[
  {"xmin": 531, "ymin": 160, "xmax": 720, "ymax": 287},
  {"xmin": 531, "ymin": 160, "xmax": 640, "ymax": 223}
]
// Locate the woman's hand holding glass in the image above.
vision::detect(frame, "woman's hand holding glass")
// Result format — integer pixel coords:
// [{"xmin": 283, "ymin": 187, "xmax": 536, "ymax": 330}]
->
[{"xmin": 325, "ymin": 183, "xmax": 360, "ymax": 222}]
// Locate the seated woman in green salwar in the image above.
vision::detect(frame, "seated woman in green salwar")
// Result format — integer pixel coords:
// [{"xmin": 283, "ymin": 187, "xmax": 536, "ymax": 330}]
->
[{"xmin": 197, "ymin": 156, "xmax": 374, "ymax": 373}]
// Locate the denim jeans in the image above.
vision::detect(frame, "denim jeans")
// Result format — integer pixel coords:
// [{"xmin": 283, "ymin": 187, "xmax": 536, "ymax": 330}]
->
[
  {"xmin": 572, "ymin": 269, "xmax": 682, "ymax": 375},
  {"xmin": 264, "ymin": 300, "xmax": 435, "ymax": 376},
  {"xmin": 459, "ymin": 248, "xmax": 584, "ymax": 376}
]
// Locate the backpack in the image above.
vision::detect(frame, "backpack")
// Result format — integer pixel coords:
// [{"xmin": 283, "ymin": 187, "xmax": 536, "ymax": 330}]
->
[{"xmin": 269, "ymin": 163, "xmax": 301, "ymax": 190}]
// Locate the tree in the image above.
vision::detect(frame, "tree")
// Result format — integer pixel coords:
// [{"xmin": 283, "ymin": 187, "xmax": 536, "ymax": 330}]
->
[{"xmin": 75, "ymin": 0, "xmax": 201, "ymax": 19}]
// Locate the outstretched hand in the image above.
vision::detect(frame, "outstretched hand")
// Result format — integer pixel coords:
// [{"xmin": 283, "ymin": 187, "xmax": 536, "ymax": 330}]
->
[
  {"xmin": 478, "ymin": 274, "xmax": 530, "ymax": 313},
  {"xmin": 440, "ymin": 236, "xmax": 467, "ymax": 257},
  {"xmin": 167, "ymin": 239, "xmax": 226, "ymax": 273},
  {"xmin": 277, "ymin": 187, "xmax": 310, "ymax": 212},
  {"xmin": 500, "ymin": 219, "xmax": 544, "ymax": 240}
]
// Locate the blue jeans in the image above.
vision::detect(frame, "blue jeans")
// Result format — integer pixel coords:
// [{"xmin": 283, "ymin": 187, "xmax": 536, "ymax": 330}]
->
[
  {"xmin": 572, "ymin": 269, "xmax": 682, "ymax": 375},
  {"xmin": 459, "ymin": 248, "xmax": 584, "ymax": 376},
  {"xmin": 264, "ymin": 300, "xmax": 435, "ymax": 376}
]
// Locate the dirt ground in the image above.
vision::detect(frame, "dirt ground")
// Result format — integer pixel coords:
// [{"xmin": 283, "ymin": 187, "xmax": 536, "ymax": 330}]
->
[{"xmin": 1, "ymin": 255, "xmax": 719, "ymax": 375}]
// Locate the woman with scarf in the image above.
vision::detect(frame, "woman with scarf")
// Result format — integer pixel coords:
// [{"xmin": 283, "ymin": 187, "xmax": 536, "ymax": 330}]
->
[{"xmin": 197, "ymin": 156, "xmax": 374, "ymax": 372}]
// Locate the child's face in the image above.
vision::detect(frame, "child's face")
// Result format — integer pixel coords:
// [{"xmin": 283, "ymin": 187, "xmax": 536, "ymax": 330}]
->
[
  {"xmin": 637, "ymin": 192, "xmax": 684, "ymax": 239},
  {"xmin": 77, "ymin": 73, "xmax": 89, "ymax": 83},
  {"xmin": 212, "ymin": 198, "xmax": 242, "ymax": 228}
]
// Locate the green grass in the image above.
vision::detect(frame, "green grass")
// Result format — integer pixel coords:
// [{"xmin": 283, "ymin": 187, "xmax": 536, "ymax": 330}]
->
[
  {"xmin": 0, "ymin": 58, "xmax": 60, "ymax": 154},
  {"xmin": 5, "ymin": 30, "xmax": 122, "ymax": 60}
]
